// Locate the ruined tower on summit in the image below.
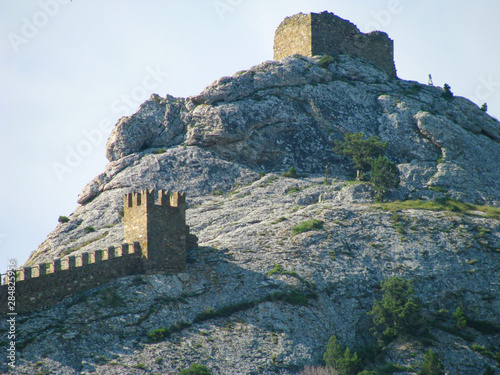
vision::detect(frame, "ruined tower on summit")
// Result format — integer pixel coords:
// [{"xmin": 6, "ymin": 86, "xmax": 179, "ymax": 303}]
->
[{"xmin": 274, "ymin": 11, "xmax": 397, "ymax": 78}]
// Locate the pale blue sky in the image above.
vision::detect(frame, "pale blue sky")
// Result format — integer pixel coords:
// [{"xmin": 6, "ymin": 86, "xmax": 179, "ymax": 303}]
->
[{"xmin": 1, "ymin": 1, "xmax": 499, "ymax": 269}]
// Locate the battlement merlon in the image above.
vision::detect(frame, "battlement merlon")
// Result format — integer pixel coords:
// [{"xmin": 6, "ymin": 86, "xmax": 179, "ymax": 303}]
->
[{"xmin": 124, "ymin": 189, "xmax": 186, "ymax": 210}]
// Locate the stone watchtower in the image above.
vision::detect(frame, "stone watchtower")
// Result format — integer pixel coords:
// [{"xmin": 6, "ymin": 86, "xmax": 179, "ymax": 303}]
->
[
  {"xmin": 274, "ymin": 11, "xmax": 397, "ymax": 78},
  {"xmin": 123, "ymin": 189, "xmax": 197, "ymax": 273}
]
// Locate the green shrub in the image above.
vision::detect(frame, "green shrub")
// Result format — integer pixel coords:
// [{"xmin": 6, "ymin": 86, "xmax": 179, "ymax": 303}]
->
[
  {"xmin": 211, "ymin": 189, "xmax": 223, "ymax": 196},
  {"xmin": 318, "ymin": 55, "xmax": 335, "ymax": 68},
  {"xmin": 334, "ymin": 132, "xmax": 387, "ymax": 180},
  {"xmin": 282, "ymin": 167, "xmax": 298, "ymax": 178},
  {"xmin": 467, "ymin": 318, "xmax": 500, "ymax": 335},
  {"xmin": 373, "ymin": 198, "xmax": 500, "ymax": 220},
  {"xmin": 368, "ymin": 277, "xmax": 423, "ymax": 344},
  {"xmin": 84, "ymin": 226, "xmax": 96, "ymax": 234},
  {"xmin": 420, "ymin": 349, "xmax": 445, "ymax": 375},
  {"xmin": 147, "ymin": 327, "xmax": 170, "ymax": 343},
  {"xmin": 428, "ymin": 186, "xmax": 447, "ymax": 193},
  {"xmin": 58, "ymin": 216, "xmax": 70, "ymax": 223},
  {"xmin": 480, "ymin": 103, "xmax": 488, "ymax": 112},
  {"xmin": 292, "ymin": 219, "xmax": 324, "ymax": 235},
  {"xmin": 452, "ymin": 307, "xmax": 467, "ymax": 330},
  {"xmin": 272, "ymin": 216, "xmax": 287, "ymax": 224},
  {"xmin": 179, "ymin": 363, "xmax": 212, "ymax": 375},
  {"xmin": 470, "ymin": 343, "xmax": 500, "ymax": 362},
  {"xmin": 153, "ymin": 148, "xmax": 166, "ymax": 154},
  {"xmin": 266, "ymin": 264, "xmax": 285, "ymax": 277},
  {"xmin": 370, "ymin": 156, "xmax": 400, "ymax": 201},
  {"xmin": 442, "ymin": 83, "xmax": 453, "ymax": 99},
  {"xmin": 282, "ymin": 290, "xmax": 316, "ymax": 307},
  {"xmin": 323, "ymin": 335, "xmax": 361, "ymax": 375}
]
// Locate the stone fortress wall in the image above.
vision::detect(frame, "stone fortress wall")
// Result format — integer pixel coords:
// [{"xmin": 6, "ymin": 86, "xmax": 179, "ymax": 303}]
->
[
  {"xmin": 0, "ymin": 190, "xmax": 197, "ymax": 314},
  {"xmin": 274, "ymin": 11, "xmax": 397, "ymax": 78}
]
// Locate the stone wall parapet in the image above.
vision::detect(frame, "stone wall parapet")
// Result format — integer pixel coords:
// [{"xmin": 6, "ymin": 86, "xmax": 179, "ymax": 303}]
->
[{"xmin": 0, "ymin": 189, "xmax": 197, "ymax": 314}]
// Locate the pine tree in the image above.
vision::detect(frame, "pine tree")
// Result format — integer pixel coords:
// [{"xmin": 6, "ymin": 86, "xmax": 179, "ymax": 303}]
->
[
  {"xmin": 442, "ymin": 83, "xmax": 453, "ymax": 99},
  {"xmin": 368, "ymin": 277, "xmax": 422, "ymax": 344},
  {"xmin": 334, "ymin": 132, "xmax": 387, "ymax": 180},
  {"xmin": 452, "ymin": 306, "xmax": 467, "ymax": 329},
  {"xmin": 420, "ymin": 349, "xmax": 445, "ymax": 375},
  {"xmin": 370, "ymin": 156, "xmax": 400, "ymax": 201},
  {"xmin": 323, "ymin": 335, "xmax": 361, "ymax": 375}
]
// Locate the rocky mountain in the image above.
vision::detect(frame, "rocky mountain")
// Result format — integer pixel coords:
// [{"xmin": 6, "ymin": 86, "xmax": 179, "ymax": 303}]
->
[{"xmin": 2, "ymin": 51, "xmax": 500, "ymax": 374}]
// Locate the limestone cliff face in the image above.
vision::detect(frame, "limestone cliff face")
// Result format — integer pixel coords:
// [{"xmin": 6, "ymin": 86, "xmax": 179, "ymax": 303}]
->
[
  {"xmin": 7, "ymin": 54, "xmax": 500, "ymax": 375},
  {"xmin": 105, "ymin": 55, "xmax": 500, "ymax": 205}
]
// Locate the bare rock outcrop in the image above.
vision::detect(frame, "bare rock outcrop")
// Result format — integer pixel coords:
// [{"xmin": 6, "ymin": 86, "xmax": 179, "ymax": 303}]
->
[
  {"xmin": 105, "ymin": 55, "xmax": 500, "ymax": 206},
  {"xmin": 9, "ymin": 45, "xmax": 500, "ymax": 375}
]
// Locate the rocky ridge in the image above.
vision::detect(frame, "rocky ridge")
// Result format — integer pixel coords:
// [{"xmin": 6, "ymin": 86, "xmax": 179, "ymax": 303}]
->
[{"xmin": 3, "ymin": 53, "xmax": 500, "ymax": 374}]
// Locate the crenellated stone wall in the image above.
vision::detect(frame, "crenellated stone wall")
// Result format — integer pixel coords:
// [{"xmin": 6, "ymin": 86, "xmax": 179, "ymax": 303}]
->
[
  {"xmin": 124, "ymin": 190, "xmax": 194, "ymax": 274},
  {"xmin": 274, "ymin": 11, "xmax": 397, "ymax": 78},
  {"xmin": 0, "ymin": 190, "xmax": 197, "ymax": 314},
  {"xmin": 0, "ymin": 243, "xmax": 143, "ymax": 313}
]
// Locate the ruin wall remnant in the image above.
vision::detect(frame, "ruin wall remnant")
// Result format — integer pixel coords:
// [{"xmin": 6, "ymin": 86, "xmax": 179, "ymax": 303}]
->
[{"xmin": 274, "ymin": 11, "xmax": 397, "ymax": 78}]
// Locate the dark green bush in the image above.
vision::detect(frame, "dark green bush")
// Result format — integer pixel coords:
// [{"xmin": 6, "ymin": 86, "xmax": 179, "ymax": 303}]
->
[
  {"xmin": 370, "ymin": 156, "xmax": 400, "ymax": 201},
  {"xmin": 84, "ymin": 226, "xmax": 96, "ymax": 234},
  {"xmin": 467, "ymin": 318, "xmax": 500, "ymax": 335},
  {"xmin": 452, "ymin": 307, "xmax": 467, "ymax": 330},
  {"xmin": 211, "ymin": 188, "xmax": 223, "ymax": 196},
  {"xmin": 58, "ymin": 216, "xmax": 70, "ymax": 223},
  {"xmin": 334, "ymin": 132, "xmax": 387, "ymax": 180},
  {"xmin": 442, "ymin": 84, "xmax": 453, "ymax": 99},
  {"xmin": 323, "ymin": 335, "xmax": 361, "ymax": 375},
  {"xmin": 480, "ymin": 103, "xmax": 488, "ymax": 112},
  {"xmin": 292, "ymin": 219, "xmax": 324, "ymax": 235},
  {"xmin": 179, "ymin": 363, "xmax": 212, "ymax": 375},
  {"xmin": 420, "ymin": 349, "xmax": 445, "ymax": 375},
  {"xmin": 368, "ymin": 277, "xmax": 423, "ymax": 344},
  {"xmin": 318, "ymin": 55, "xmax": 335, "ymax": 68},
  {"xmin": 282, "ymin": 167, "xmax": 298, "ymax": 178},
  {"xmin": 282, "ymin": 290, "xmax": 317, "ymax": 307},
  {"xmin": 147, "ymin": 327, "xmax": 170, "ymax": 343}
]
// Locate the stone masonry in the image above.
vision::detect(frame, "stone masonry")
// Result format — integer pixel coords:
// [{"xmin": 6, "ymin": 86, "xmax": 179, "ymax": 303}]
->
[
  {"xmin": 0, "ymin": 190, "xmax": 197, "ymax": 314},
  {"xmin": 124, "ymin": 189, "xmax": 197, "ymax": 274},
  {"xmin": 274, "ymin": 11, "xmax": 397, "ymax": 78}
]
